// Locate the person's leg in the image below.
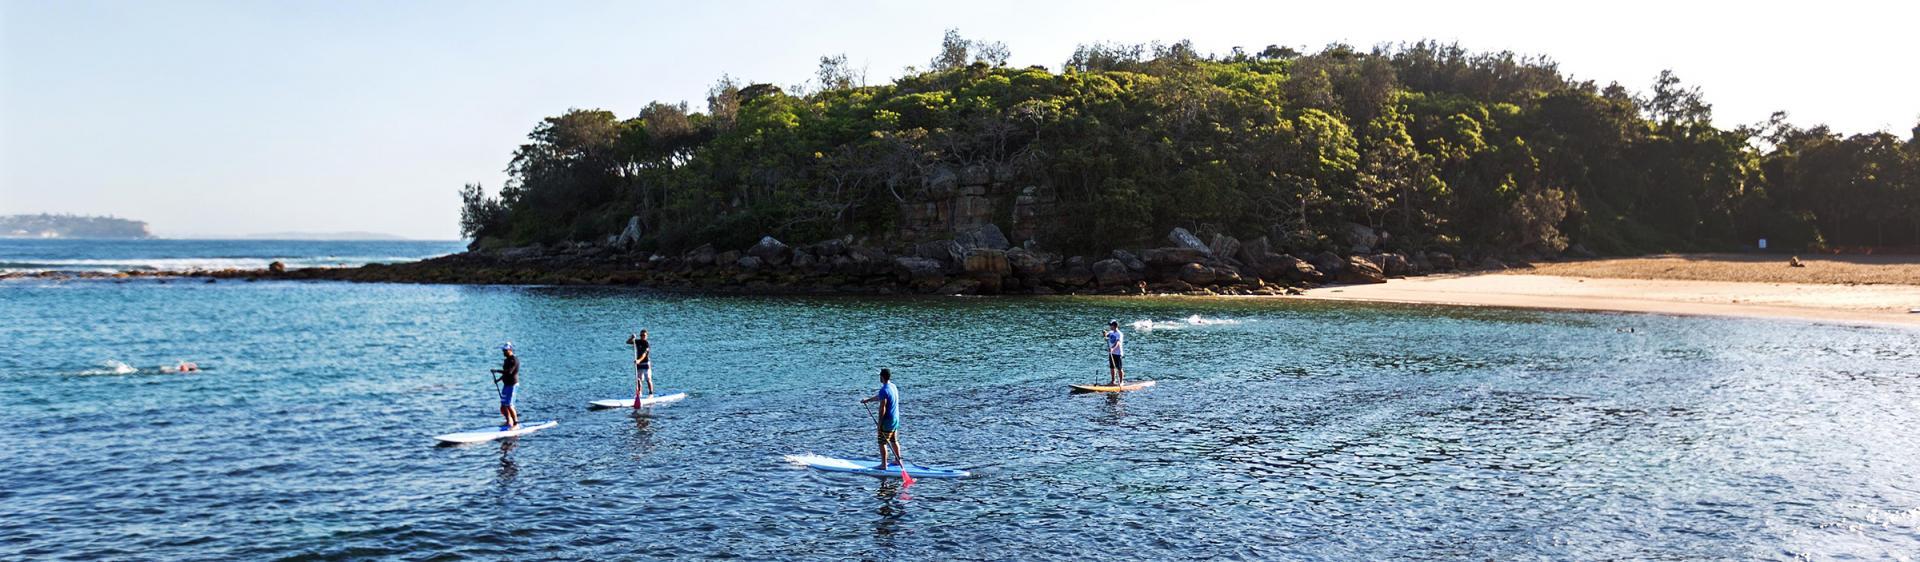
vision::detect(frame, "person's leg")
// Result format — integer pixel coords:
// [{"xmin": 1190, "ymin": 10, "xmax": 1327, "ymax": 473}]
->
[
  {"xmin": 1108, "ymin": 355, "xmax": 1119, "ymax": 385},
  {"xmin": 634, "ymin": 363, "xmax": 645, "ymax": 407},
  {"xmin": 876, "ymin": 430, "xmax": 891, "ymax": 469},
  {"xmin": 641, "ymin": 366, "xmax": 654, "ymax": 397},
  {"xmin": 888, "ymin": 433, "xmax": 904, "ymax": 468},
  {"xmin": 1115, "ymin": 355, "xmax": 1125, "ymax": 386}
]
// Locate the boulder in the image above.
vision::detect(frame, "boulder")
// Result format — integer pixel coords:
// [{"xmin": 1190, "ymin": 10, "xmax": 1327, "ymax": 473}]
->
[
  {"xmin": 1255, "ymin": 254, "xmax": 1324, "ymax": 283},
  {"xmin": 1237, "ymin": 236, "xmax": 1273, "ymax": 266},
  {"xmin": 894, "ymin": 257, "xmax": 947, "ymax": 284},
  {"xmin": 736, "ymin": 256, "xmax": 765, "ymax": 270},
  {"xmin": 1338, "ymin": 256, "xmax": 1387, "ymax": 284},
  {"xmin": 268, "ymin": 260, "xmax": 287, "ymax": 274},
  {"xmin": 1343, "ymin": 222, "xmax": 1379, "ymax": 254},
  {"xmin": 1209, "ymin": 234, "xmax": 1242, "ymax": 262},
  {"xmin": 1372, "ymin": 253, "xmax": 1409, "ymax": 277},
  {"xmin": 963, "ymin": 249, "xmax": 1011, "ymax": 277},
  {"xmin": 1428, "ymin": 252, "xmax": 1457, "ymax": 271},
  {"xmin": 1006, "ymin": 248, "xmax": 1048, "ymax": 277},
  {"xmin": 1111, "ymin": 250, "xmax": 1146, "ymax": 272},
  {"xmin": 1141, "ymin": 247, "xmax": 1210, "ymax": 268},
  {"xmin": 792, "ymin": 250, "xmax": 818, "ymax": 269},
  {"xmin": 746, "ymin": 236, "xmax": 792, "ymax": 266},
  {"xmin": 1211, "ymin": 265, "xmax": 1244, "ymax": 285},
  {"xmin": 1178, "ymin": 262, "xmax": 1218, "ymax": 285},
  {"xmin": 1308, "ymin": 251, "xmax": 1347, "ymax": 276},
  {"xmin": 1167, "ymin": 227, "xmax": 1212, "ymax": 255},
  {"xmin": 1479, "ymin": 257, "xmax": 1509, "ymax": 271},
  {"xmin": 954, "ymin": 224, "xmax": 1010, "ymax": 251},
  {"xmin": 685, "ymin": 244, "xmax": 717, "ymax": 266},
  {"xmin": 612, "ymin": 216, "xmax": 642, "ymax": 251},
  {"xmin": 810, "ymin": 237, "xmax": 851, "ymax": 257},
  {"xmin": 715, "ymin": 250, "xmax": 741, "ymax": 266},
  {"xmin": 915, "ymin": 240, "xmax": 965, "ymax": 268},
  {"xmin": 1092, "ymin": 258, "xmax": 1136, "ymax": 287}
]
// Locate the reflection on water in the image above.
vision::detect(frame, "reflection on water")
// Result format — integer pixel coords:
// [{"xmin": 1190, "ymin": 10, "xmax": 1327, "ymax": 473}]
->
[{"xmin": 4, "ymin": 282, "xmax": 1920, "ymax": 559}]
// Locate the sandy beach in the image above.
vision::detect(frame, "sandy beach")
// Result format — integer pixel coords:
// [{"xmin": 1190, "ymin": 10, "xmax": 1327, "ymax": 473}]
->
[{"xmin": 1299, "ymin": 254, "xmax": 1920, "ymax": 327}]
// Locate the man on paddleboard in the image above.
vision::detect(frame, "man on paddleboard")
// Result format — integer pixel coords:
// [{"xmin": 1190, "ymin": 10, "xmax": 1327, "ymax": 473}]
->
[
  {"xmin": 626, "ymin": 330, "xmax": 654, "ymax": 405},
  {"xmin": 860, "ymin": 368, "xmax": 905, "ymax": 469},
  {"xmin": 1105, "ymin": 320, "xmax": 1126, "ymax": 386},
  {"xmin": 492, "ymin": 343, "xmax": 521, "ymax": 428}
]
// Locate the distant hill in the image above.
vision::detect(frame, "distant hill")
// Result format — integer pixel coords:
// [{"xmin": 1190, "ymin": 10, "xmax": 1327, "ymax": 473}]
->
[{"xmin": 0, "ymin": 214, "xmax": 151, "ymax": 239}]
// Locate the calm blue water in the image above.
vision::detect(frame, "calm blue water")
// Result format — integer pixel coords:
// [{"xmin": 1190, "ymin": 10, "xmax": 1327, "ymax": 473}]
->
[
  {"xmin": 4, "ymin": 241, "xmax": 1920, "ymax": 560},
  {"xmin": 0, "ymin": 238, "xmax": 465, "ymax": 273}
]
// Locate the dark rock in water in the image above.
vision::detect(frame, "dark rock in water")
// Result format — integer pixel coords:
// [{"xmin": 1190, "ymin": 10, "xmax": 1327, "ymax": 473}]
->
[
  {"xmin": 963, "ymin": 248, "xmax": 1011, "ymax": 277},
  {"xmin": 1308, "ymin": 251, "xmax": 1347, "ymax": 275},
  {"xmin": 1111, "ymin": 249, "xmax": 1146, "ymax": 272},
  {"xmin": 1141, "ymin": 247, "xmax": 1210, "ymax": 268},
  {"xmin": 1208, "ymin": 234, "xmax": 1241, "ymax": 262},
  {"xmin": 746, "ymin": 236, "xmax": 792, "ymax": 266},
  {"xmin": 1178, "ymin": 262, "xmax": 1217, "ymax": 285},
  {"xmin": 1006, "ymin": 248, "xmax": 1048, "ymax": 277},
  {"xmin": 1167, "ymin": 227, "xmax": 1212, "ymax": 255},
  {"xmin": 1339, "ymin": 256, "xmax": 1387, "ymax": 284},
  {"xmin": 268, "ymin": 260, "xmax": 286, "ymax": 274},
  {"xmin": 954, "ymin": 224, "xmax": 1010, "ymax": 251},
  {"xmin": 1091, "ymin": 258, "xmax": 1135, "ymax": 287}
]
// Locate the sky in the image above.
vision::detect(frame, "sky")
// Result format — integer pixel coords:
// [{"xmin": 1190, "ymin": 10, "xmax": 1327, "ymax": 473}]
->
[{"xmin": 2, "ymin": 0, "xmax": 1915, "ymax": 240}]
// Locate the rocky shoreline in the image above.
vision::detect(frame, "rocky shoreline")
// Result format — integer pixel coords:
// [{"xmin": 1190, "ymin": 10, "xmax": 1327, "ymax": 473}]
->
[{"xmin": 3, "ymin": 226, "xmax": 1532, "ymax": 295}]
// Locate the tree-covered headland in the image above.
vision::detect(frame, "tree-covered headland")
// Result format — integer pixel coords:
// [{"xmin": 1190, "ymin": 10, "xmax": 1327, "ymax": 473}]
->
[{"xmin": 462, "ymin": 32, "xmax": 1920, "ymax": 260}]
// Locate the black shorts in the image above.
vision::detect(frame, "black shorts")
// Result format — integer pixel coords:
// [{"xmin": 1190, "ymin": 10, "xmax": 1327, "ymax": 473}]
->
[{"xmin": 1109, "ymin": 354, "xmax": 1124, "ymax": 370}]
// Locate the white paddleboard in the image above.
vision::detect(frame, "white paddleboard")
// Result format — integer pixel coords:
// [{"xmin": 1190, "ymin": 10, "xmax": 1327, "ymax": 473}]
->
[
  {"xmin": 784, "ymin": 454, "xmax": 970, "ymax": 478},
  {"xmin": 433, "ymin": 419, "xmax": 557, "ymax": 444},
  {"xmin": 588, "ymin": 392, "xmax": 688, "ymax": 409}
]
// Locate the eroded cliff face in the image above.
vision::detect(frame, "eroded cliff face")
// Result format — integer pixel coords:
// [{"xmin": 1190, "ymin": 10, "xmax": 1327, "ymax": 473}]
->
[{"xmin": 893, "ymin": 163, "xmax": 1057, "ymax": 249}]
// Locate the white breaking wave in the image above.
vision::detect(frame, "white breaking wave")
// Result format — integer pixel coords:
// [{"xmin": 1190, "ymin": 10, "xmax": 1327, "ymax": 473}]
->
[
  {"xmin": 1129, "ymin": 315, "xmax": 1245, "ymax": 331},
  {"xmin": 78, "ymin": 360, "xmax": 140, "ymax": 376}
]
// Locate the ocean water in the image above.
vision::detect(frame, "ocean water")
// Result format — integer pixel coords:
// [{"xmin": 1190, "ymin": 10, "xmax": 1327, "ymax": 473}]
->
[
  {"xmin": 0, "ymin": 238, "xmax": 466, "ymax": 273},
  {"xmin": 3, "ymin": 241, "xmax": 1920, "ymax": 560}
]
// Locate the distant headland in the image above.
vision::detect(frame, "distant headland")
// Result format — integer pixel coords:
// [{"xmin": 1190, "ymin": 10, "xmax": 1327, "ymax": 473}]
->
[{"xmin": 0, "ymin": 214, "xmax": 151, "ymax": 239}]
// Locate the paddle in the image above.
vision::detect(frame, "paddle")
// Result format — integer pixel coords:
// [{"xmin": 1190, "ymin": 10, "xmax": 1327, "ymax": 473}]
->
[{"xmin": 863, "ymin": 402, "xmax": 913, "ymax": 487}]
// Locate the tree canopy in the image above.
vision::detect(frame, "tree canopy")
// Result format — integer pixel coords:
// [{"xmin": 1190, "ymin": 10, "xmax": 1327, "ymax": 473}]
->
[{"xmin": 462, "ymin": 34, "xmax": 1920, "ymax": 256}]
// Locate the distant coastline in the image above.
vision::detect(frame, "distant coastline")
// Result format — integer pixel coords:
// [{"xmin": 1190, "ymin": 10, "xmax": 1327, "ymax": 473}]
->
[{"xmin": 0, "ymin": 214, "xmax": 150, "ymax": 239}]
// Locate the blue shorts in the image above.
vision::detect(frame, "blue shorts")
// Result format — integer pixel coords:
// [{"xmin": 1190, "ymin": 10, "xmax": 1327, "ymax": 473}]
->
[{"xmin": 500, "ymin": 384, "xmax": 517, "ymax": 407}]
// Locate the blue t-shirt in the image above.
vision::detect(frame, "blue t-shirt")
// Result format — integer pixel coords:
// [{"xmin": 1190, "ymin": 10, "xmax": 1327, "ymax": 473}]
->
[
  {"xmin": 1106, "ymin": 330, "xmax": 1124, "ymax": 357},
  {"xmin": 874, "ymin": 382, "xmax": 900, "ymax": 431}
]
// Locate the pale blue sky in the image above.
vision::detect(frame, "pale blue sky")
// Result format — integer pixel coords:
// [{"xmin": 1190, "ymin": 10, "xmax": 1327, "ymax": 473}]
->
[{"xmin": 3, "ymin": 0, "xmax": 1915, "ymax": 239}]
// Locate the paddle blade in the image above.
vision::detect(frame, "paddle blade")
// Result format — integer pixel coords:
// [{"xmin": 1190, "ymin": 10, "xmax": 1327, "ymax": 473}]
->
[{"xmin": 901, "ymin": 468, "xmax": 915, "ymax": 487}]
